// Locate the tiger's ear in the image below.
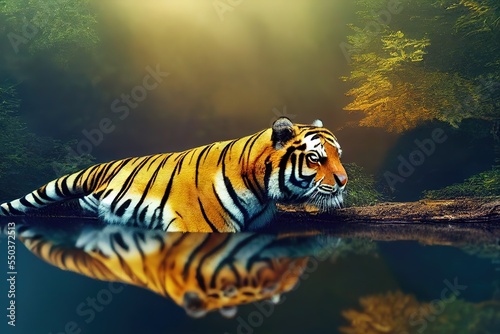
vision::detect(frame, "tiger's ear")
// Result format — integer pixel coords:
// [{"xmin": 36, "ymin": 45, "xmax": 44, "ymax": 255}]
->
[
  {"xmin": 272, "ymin": 117, "xmax": 295, "ymax": 149},
  {"xmin": 312, "ymin": 119, "xmax": 323, "ymax": 127}
]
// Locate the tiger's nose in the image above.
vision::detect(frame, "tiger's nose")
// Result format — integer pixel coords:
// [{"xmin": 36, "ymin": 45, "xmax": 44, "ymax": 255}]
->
[{"xmin": 334, "ymin": 173, "xmax": 348, "ymax": 187}]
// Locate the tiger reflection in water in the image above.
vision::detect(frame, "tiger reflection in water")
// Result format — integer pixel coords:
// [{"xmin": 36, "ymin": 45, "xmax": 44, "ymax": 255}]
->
[{"xmin": 16, "ymin": 220, "xmax": 339, "ymax": 317}]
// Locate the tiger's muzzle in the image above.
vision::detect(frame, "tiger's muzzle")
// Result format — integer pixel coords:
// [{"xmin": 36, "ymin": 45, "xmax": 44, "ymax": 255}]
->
[{"xmin": 317, "ymin": 172, "xmax": 347, "ymax": 195}]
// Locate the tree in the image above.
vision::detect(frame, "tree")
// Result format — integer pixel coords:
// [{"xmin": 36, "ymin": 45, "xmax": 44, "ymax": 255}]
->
[
  {"xmin": 1, "ymin": 0, "xmax": 99, "ymax": 65},
  {"xmin": 0, "ymin": 0, "xmax": 100, "ymax": 201},
  {"xmin": 0, "ymin": 84, "xmax": 93, "ymax": 201},
  {"xmin": 342, "ymin": 0, "xmax": 500, "ymax": 132}
]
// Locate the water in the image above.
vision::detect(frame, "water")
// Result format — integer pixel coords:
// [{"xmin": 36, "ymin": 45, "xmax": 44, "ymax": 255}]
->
[{"xmin": 1, "ymin": 217, "xmax": 499, "ymax": 334}]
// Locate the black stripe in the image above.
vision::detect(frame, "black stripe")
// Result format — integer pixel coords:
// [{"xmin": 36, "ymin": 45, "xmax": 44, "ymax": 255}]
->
[
  {"xmin": 59, "ymin": 175, "xmax": 72, "ymax": 196},
  {"xmin": 223, "ymin": 175, "xmax": 249, "ymax": 223},
  {"xmin": 71, "ymin": 168, "xmax": 89, "ymax": 193},
  {"xmin": 156, "ymin": 155, "xmax": 183, "ymax": 223},
  {"xmin": 111, "ymin": 156, "xmax": 153, "ymax": 211},
  {"xmin": 238, "ymin": 135, "xmax": 255, "ymax": 164},
  {"xmin": 166, "ymin": 234, "xmax": 188, "ymax": 258},
  {"xmin": 195, "ymin": 235, "xmax": 231, "ymax": 292},
  {"xmin": 302, "ymin": 129, "xmax": 334, "ymax": 138},
  {"xmin": 31, "ymin": 193, "xmax": 45, "ymax": 205},
  {"xmin": 263, "ymin": 157, "xmax": 273, "ymax": 192},
  {"xmin": 113, "ymin": 233, "xmax": 129, "ymax": 251},
  {"xmin": 209, "ymin": 234, "xmax": 260, "ymax": 288},
  {"xmin": 324, "ymin": 137, "xmax": 338, "ymax": 146},
  {"xmin": 132, "ymin": 232, "xmax": 146, "ymax": 263},
  {"xmin": 187, "ymin": 148, "xmax": 197, "ymax": 164},
  {"xmin": 93, "ymin": 190, "xmax": 104, "ymax": 199},
  {"xmin": 36, "ymin": 188, "xmax": 52, "ymax": 201},
  {"xmin": 211, "ymin": 184, "xmax": 242, "ymax": 230},
  {"xmin": 198, "ymin": 198, "xmax": 216, "ymax": 231},
  {"xmin": 288, "ymin": 154, "xmax": 312, "ymax": 189},
  {"xmin": 242, "ymin": 173, "xmax": 265, "ymax": 205},
  {"xmin": 88, "ymin": 163, "xmax": 110, "ymax": 191},
  {"xmin": 115, "ymin": 199, "xmax": 131, "ymax": 217},
  {"xmin": 245, "ymin": 130, "xmax": 267, "ymax": 167},
  {"xmin": 202, "ymin": 144, "xmax": 214, "ymax": 163},
  {"xmin": 60, "ymin": 251, "xmax": 69, "ymax": 268},
  {"xmin": 175, "ymin": 151, "xmax": 190, "ymax": 175},
  {"xmin": 7, "ymin": 202, "xmax": 23, "ymax": 215},
  {"xmin": 101, "ymin": 189, "xmax": 114, "ymax": 200},
  {"xmin": 217, "ymin": 141, "xmax": 233, "ymax": 166},
  {"xmin": 182, "ymin": 235, "xmax": 211, "ymax": 279},
  {"xmin": 195, "ymin": 144, "xmax": 213, "ymax": 187},
  {"xmin": 80, "ymin": 164, "xmax": 103, "ymax": 193},
  {"xmin": 132, "ymin": 154, "xmax": 172, "ymax": 220},
  {"xmin": 165, "ymin": 218, "xmax": 176, "ymax": 230},
  {"xmin": 245, "ymin": 239, "xmax": 284, "ymax": 271},
  {"xmin": 102, "ymin": 158, "xmax": 134, "ymax": 186},
  {"xmin": 229, "ymin": 263, "xmax": 242, "ymax": 288},
  {"xmin": 54, "ymin": 181, "xmax": 64, "ymax": 198},
  {"xmin": 19, "ymin": 197, "xmax": 36, "ymax": 208},
  {"xmin": 278, "ymin": 147, "xmax": 297, "ymax": 196},
  {"xmin": 108, "ymin": 235, "xmax": 135, "ymax": 282},
  {"xmin": 138, "ymin": 205, "xmax": 148, "ymax": 222},
  {"xmin": 251, "ymin": 168, "xmax": 267, "ymax": 202},
  {"xmin": 297, "ymin": 153, "xmax": 315, "ymax": 184},
  {"xmin": 146, "ymin": 154, "xmax": 163, "ymax": 170},
  {"xmin": 80, "ymin": 196, "xmax": 96, "ymax": 211},
  {"xmin": 239, "ymin": 130, "xmax": 266, "ymax": 165}
]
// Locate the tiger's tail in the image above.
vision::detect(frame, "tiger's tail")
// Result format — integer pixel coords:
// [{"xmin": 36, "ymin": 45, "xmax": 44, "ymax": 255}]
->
[{"xmin": 0, "ymin": 165, "xmax": 99, "ymax": 217}]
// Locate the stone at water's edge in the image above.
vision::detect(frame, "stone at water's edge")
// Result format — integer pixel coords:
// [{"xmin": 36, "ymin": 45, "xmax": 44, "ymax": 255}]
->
[{"xmin": 279, "ymin": 197, "xmax": 500, "ymax": 223}]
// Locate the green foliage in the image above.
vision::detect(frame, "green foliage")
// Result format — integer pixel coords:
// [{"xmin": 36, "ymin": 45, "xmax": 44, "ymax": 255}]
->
[
  {"xmin": 441, "ymin": 0, "xmax": 500, "ymax": 37},
  {"xmin": 0, "ymin": 85, "xmax": 94, "ymax": 201},
  {"xmin": 423, "ymin": 168, "xmax": 500, "ymax": 199},
  {"xmin": 343, "ymin": 0, "xmax": 500, "ymax": 132},
  {"xmin": 342, "ymin": 30, "xmax": 434, "ymax": 132},
  {"xmin": 1, "ymin": 0, "xmax": 99, "ymax": 65},
  {"xmin": 343, "ymin": 163, "xmax": 385, "ymax": 207}
]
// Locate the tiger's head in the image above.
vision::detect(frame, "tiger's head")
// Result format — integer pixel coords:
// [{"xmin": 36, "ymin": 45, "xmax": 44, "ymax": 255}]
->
[{"xmin": 266, "ymin": 117, "xmax": 347, "ymax": 211}]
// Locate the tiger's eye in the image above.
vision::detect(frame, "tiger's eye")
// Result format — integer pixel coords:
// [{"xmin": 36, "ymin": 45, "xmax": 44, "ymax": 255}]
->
[{"xmin": 307, "ymin": 154, "xmax": 320, "ymax": 163}]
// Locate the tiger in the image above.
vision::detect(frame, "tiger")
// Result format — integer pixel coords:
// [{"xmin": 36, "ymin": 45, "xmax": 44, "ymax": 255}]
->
[
  {"xmin": 13, "ymin": 220, "xmax": 340, "ymax": 317},
  {"xmin": 0, "ymin": 117, "xmax": 347, "ymax": 232}
]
